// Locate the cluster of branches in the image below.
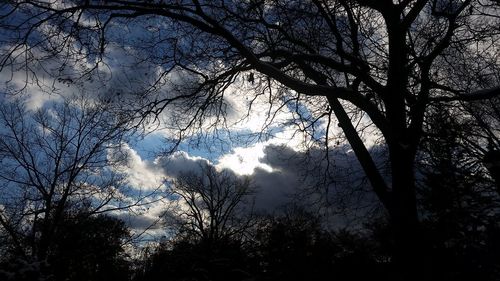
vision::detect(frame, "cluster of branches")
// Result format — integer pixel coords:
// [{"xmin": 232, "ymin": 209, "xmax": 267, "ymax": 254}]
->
[
  {"xmin": 164, "ymin": 164, "xmax": 255, "ymax": 245},
  {"xmin": 0, "ymin": 96, "xmax": 150, "ymax": 271}
]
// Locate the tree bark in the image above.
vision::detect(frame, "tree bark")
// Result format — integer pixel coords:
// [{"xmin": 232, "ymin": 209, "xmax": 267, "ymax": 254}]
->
[
  {"xmin": 388, "ymin": 144, "xmax": 424, "ymax": 281},
  {"xmin": 328, "ymin": 96, "xmax": 425, "ymax": 280}
]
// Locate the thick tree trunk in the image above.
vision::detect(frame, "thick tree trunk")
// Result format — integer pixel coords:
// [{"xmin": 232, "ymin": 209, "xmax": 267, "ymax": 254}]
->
[
  {"xmin": 388, "ymin": 145, "xmax": 426, "ymax": 281},
  {"xmin": 36, "ymin": 221, "xmax": 51, "ymax": 262},
  {"xmin": 328, "ymin": 97, "xmax": 427, "ymax": 280}
]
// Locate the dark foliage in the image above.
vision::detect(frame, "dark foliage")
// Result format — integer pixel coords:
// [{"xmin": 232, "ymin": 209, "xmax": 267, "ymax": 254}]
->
[
  {"xmin": 136, "ymin": 207, "xmax": 392, "ymax": 281},
  {"xmin": 136, "ymin": 238, "xmax": 253, "ymax": 281},
  {"xmin": 0, "ymin": 213, "xmax": 131, "ymax": 281},
  {"xmin": 252, "ymin": 209, "xmax": 386, "ymax": 281},
  {"xmin": 416, "ymin": 106, "xmax": 500, "ymax": 280},
  {"xmin": 47, "ymin": 213, "xmax": 131, "ymax": 281}
]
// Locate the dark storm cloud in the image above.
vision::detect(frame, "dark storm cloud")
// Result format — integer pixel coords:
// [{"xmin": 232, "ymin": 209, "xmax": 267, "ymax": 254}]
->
[
  {"xmin": 120, "ymin": 141, "xmax": 387, "ymax": 234},
  {"xmin": 151, "ymin": 143, "xmax": 387, "ymax": 215},
  {"xmin": 250, "ymin": 144, "xmax": 386, "ymax": 218},
  {"xmin": 112, "ymin": 211, "xmax": 160, "ymax": 230},
  {"xmin": 157, "ymin": 151, "xmax": 211, "ymax": 178}
]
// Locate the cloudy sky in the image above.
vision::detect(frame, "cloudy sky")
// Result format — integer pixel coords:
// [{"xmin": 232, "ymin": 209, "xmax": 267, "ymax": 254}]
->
[
  {"xmin": 104, "ymin": 135, "xmax": 383, "ymax": 241},
  {"xmin": 0, "ymin": 6, "xmax": 385, "ymax": 241}
]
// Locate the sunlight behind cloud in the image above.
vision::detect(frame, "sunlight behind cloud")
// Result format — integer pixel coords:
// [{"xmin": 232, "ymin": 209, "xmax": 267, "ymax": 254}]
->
[{"xmin": 217, "ymin": 143, "xmax": 273, "ymax": 175}]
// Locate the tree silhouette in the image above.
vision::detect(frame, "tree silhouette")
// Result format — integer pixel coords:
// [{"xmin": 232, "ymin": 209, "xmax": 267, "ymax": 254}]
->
[
  {"xmin": 2, "ymin": 1, "xmax": 500, "ymax": 279},
  {"xmin": 164, "ymin": 164, "xmax": 255, "ymax": 245},
  {"xmin": 0, "ymin": 96, "xmax": 135, "ymax": 273},
  {"xmin": 136, "ymin": 164, "xmax": 256, "ymax": 281}
]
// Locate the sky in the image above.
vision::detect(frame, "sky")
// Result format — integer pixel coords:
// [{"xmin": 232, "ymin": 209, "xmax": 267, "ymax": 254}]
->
[
  {"xmin": 0, "ymin": 4, "xmax": 385, "ymax": 242},
  {"xmin": 0, "ymin": 67, "xmax": 380, "ymax": 241}
]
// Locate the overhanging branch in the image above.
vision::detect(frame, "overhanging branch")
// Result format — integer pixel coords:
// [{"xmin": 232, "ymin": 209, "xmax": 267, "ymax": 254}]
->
[{"xmin": 431, "ymin": 86, "xmax": 500, "ymax": 102}]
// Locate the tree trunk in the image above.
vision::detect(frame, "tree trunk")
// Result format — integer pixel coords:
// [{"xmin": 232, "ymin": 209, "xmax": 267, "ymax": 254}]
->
[
  {"xmin": 37, "ymin": 221, "xmax": 51, "ymax": 262},
  {"xmin": 329, "ymin": 97, "xmax": 427, "ymax": 280},
  {"xmin": 388, "ymin": 144, "xmax": 426, "ymax": 281}
]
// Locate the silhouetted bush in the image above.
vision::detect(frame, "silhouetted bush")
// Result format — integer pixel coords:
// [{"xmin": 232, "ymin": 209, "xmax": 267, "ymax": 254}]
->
[
  {"xmin": 48, "ymin": 212, "xmax": 131, "ymax": 281},
  {"xmin": 0, "ymin": 212, "xmax": 131, "ymax": 281},
  {"xmin": 137, "ymin": 237, "xmax": 252, "ymax": 281},
  {"xmin": 252, "ymin": 208, "xmax": 388, "ymax": 281}
]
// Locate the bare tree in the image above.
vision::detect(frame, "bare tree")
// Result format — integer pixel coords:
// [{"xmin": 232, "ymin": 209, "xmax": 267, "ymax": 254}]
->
[
  {"xmin": 0, "ymin": 96, "xmax": 133, "ymax": 264},
  {"xmin": 2, "ymin": 1, "xmax": 500, "ymax": 279},
  {"xmin": 164, "ymin": 164, "xmax": 255, "ymax": 245}
]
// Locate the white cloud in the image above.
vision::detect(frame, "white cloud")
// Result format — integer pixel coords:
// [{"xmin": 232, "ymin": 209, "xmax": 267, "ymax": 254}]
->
[
  {"xmin": 216, "ymin": 143, "xmax": 273, "ymax": 175},
  {"xmin": 222, "ymin": 80, "xmax": 293, "ymax": 133},
  {"xmin": 111, "ymin": 144, "xmax": 165, "ymax": 190},
  {"xmin": 108, "ymin": 196, "xmax": 170, "ymax": 241}
]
